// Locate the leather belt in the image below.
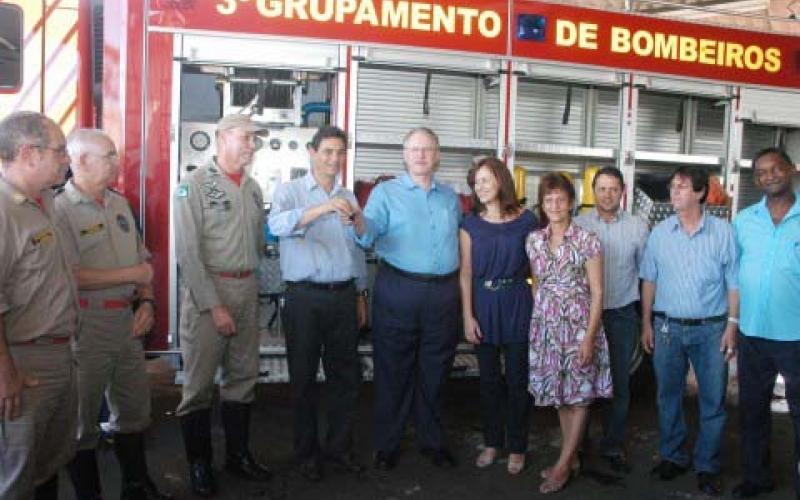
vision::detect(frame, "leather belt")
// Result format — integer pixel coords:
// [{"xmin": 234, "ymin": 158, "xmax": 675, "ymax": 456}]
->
[
  {"xmin": 653, "ymin": 312, "xmax": 727, "ymax": 326},
  {"xmin": 79, "ymin": 298, "xmax": 131, "ymax": 310},
  {"xmin": 381, "ymin": 261, "xmax": 457, "ymax": 283},
  {"xmin": 216, "ymin": 270, "xmax": 253, "ymax": 279},
  {"xmin": 286, "ymin": 279, "xmax": 354, "ymax": 291},
  {"xmin": 18, "ymin": 337, "xmax": 71, "ymax": 346},
  {"xmin": 480, "ymin": 277, "xmax": 528, "ymax": 291}
]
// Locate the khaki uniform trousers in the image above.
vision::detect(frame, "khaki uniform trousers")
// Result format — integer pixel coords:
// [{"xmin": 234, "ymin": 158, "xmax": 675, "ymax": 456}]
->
[
  {"xmin": 176, "ymin": 274, "xmax": 260, "ymax": 415},
  {"xmin": 74, "ymin": 307, "xmax": 151, "ymax": 450},
  {"xmin": 0, "ymin": 343, "xmax": 76, "ymax": 500}
]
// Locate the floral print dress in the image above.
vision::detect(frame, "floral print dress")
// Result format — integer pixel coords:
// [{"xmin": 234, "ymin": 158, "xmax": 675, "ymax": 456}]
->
[{"xmin": 526, "ymin": 222, "xmax": 612, "ymax": 407}]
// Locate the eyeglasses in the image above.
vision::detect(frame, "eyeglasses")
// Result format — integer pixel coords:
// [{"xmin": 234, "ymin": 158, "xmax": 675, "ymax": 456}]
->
[
  {"xmin": 31, "ymin": 144, "xmax": 69, "ymax": 157},
  {"xmin": 405, "ymin": 146, "xmax": 437, "ymax": 154}
]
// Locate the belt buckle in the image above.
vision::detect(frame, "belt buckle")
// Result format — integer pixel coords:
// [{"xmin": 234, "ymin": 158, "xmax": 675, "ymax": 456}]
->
[{"xmin": 483, "ymin": 279, "xmax": 499, "ymax": 291}]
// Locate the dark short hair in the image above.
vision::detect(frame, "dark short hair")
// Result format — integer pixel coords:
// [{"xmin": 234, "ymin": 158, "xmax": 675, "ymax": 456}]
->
[
  {"xmin": 537, "ymin": 172, "xmax": 575, "ymax": 223},
  {"xmin": 0, "ymin": 111, "xmax": 53, "ymax": 163},
  {"xmin": 752, "ymin": 147, "xmax": 794, "ymax": 169},
  {"xmin": 592, "ymin": 166, "xmax": 624, "ymax": 189},
  {"xmin": 309, "ymin": 125, "xmax": 348, "ymax": 151},
  {"xmin": 466, "ymin": 157, "xmax": 519, "ymax": 216},
  {"xmin": 669, "ymin": 166, "xmax": 709, "ymax": 204}
]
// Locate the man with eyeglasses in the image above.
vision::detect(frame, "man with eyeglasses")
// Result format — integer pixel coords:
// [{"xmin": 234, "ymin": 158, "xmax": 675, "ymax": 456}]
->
[
  {"xmin": 173, "ymin": 114, "xmax": 272, "ymax": 496},
  {"xmin": 640, "ymin": 166, "xmax": 739, "ymax": 497},
  {"xmin": 0, "ymin": 111, "xmax": 80, "ymax": 500},
  {"xmin": 352, "ymin": 127, "xmax": 462, "ymax": 471},
  {"xmin": 54, "ymin": 129, "xmax": 172, "ymax": 500}
]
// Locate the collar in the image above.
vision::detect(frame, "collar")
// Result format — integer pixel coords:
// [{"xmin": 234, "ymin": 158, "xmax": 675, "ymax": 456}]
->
[
  {"xmin": 0, "ymin": 176, "xmax": 28, "ymax": 205},
  {"xmin": 63, "ymin": 180, "xmax": 107, "ymax": 205},
  {"xmin": 588, "ymin": 207, "xmax": 622, "ymax": 223},
  {"xmin": 668, "ymin": 208, "xmax": 708, "ymax": 234},
  {"xmin": 303, "ymin": 172, "xmax": 343, "ymax": 196},
  {"xmin": 752, "ymin": 194, "xmax": 800, "ymax": 220},
  {"xmin": 400, "ymin": 172, "xmax": 439, "ymax": 191}
]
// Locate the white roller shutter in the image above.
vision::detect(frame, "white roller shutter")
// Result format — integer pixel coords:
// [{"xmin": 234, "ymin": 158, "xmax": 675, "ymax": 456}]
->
[
  {"xmin": 637, "ymin": 92, "xmax": 683, "ymax": 154},
  {"xmin": 593, "ymin": 88, "xmax": 620, "ymax": 149},
  {"xmin": 740, "ymin": 87, "xmax": 800, "ymax": 128},
  {"xmin": 516, "ymin": 81, "xmax": 585, "ymax": 146}
]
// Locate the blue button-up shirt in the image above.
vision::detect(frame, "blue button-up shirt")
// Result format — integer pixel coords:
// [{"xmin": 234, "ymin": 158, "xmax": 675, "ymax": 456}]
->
[
  {"xmin": 640, "ymin": 210, "xmax": 738, "ymax": 318},
  {"xmin": 575, "ymin": 208, "xmax": 650, "ymax": 310},
  {"xmin": 355, "ymin": 173, "xmax": 461, "ymax": 274},
  {"xmin": 734, "ymin": 196, "xmax": 800, "ymax": 341},
  {"xmin": 269, "ymin": 173, "xmax": 367, "ymax": 290}
]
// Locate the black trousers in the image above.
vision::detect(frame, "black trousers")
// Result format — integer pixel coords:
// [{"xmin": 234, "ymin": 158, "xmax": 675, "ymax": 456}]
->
[
  {"xmin": 476, "ymin": 342, "xmax": 531, "ymax": 454},
  {"xmin": 737, "ymin": 332, "xmax": 800, "ymax": 493},
  {"xmin": 282, "ymin": 283, "xmax": 361, "ymax": 463},
  {"xmin": 371, "ymin": 268, "xmax": 460, "ymax": 454}
]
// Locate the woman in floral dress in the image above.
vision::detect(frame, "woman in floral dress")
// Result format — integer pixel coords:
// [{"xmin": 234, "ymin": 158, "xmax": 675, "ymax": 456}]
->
[{"xmin": 526, "ymin": 172, "xmax": 612, "ymax": 493}]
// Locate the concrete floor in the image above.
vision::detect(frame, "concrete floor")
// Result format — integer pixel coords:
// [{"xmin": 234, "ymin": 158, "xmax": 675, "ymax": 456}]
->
[{"xmin": 60, "ymin": 361, "xmax": 797, "ymax": 500}]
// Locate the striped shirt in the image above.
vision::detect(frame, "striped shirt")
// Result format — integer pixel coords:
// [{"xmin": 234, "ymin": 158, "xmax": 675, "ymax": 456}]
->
[
  {"xmin": 640, "ymin": 210, "xmax": 738, "ymax": 318},
  {"xmin": 575, "ymin": 208, "xmax": 649, "ymax": 309}
]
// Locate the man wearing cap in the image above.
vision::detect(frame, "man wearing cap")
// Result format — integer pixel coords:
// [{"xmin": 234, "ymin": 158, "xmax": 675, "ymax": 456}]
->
[
  {"xmin": 269, "ymin": 125, "xmax": 368, "ymax": 482},
  {"xmin": 640, "ymin": 166, "xmax": 739, "ymax": 497},
  {"xmin": 0, "ymin": 111, "xmax": 80, "ymax": 500},
  {"xmin": 55, "ymin": 129, "xmax": 171, "ymax": 500},
  {"xmin": 174, "ymin": 114, "xmax": 271, "ymax": 497}
]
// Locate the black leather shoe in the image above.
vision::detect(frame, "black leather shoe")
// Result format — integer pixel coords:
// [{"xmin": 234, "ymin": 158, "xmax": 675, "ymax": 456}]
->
[
  {"xmin": 225, "ymin": 452, "xmax": 273, "ymax": 482},
  {"xmin": 649, "ymin": 460, "xmax": 689, "ymax": 481},
  {"xmin": 299, "ymin": 460, "xmax": 323, "ymax": 482},
  {"xmin": 188, "ymin": 461, "xmax": 216, "ymax": 497},
  {"xmin": 602, "ymin": 453, "xmax": 631, "ymax": 474},
  {"xmin": 326, "ymin": 454, "xmax": 366, "ymax": 475},
  {"xmin": 374, "ymin": 451, "xmax": 398, "ymax": 471},
  {"xmin": 420, "ymin": 447, "xmax": 458, "ymax": 468},
  {"xmin": 697, "ymin": 472, "xmax": 723, "ymax": 496},
  {"xmin": 731, "ymin": 481, "xmax": 775, "ymax": 498}
]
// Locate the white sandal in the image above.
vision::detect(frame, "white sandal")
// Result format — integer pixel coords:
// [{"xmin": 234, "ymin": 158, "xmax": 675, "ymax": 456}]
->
[{"xmin": 475, "ymin": 447, "xmax": 497, "ymax": 468}]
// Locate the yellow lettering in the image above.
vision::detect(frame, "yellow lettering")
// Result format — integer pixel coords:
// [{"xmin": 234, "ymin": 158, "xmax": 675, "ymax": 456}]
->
[
  {"xmin": 354, "ymin": 0, "xmax": 378, "ymax": 25},
  {"xmin": 579, "ymin": 23, "xmax": 598, "ymax": 50},
  {"xmin": 698, "ymin": 39, "xmax": 716, "ymax": 65},
  {"xmin": 654, "ymin": 33, "xmax": 678, "ymax": 60},
  {"xmin": 255, "ymin": 0, "xmax": 282, "ymax": 17},
  {"xmin": 717, "ymin": 41, "xmax": 725, "ymax": 65},
  {"xmin": 764, "ymin": 47, "xmax": 781, "ymax": 72},
  {"xmin": 335, "ymin": 0, "xmax": 357, "ymax": 22},
  {"xmin": 477, "ymin": 10, "xmax": 502, "ymax": 38},
  {"xmin": 458, "ymin": 7, "xmax": 478, "ymax": 36},
  {"xmin": 610, "ymin": 27, "xmax": 631, "ymax": 54},
  {"xmin": 431, "ymin": 5, "xmax": 455, "ymax": 34},
  {"xmin": 310, "ymin": 0, "xmax": 334, "ymax": 21},
  {"xmin": 726, "ymin": 42, "xmax": 744, "ymax": 68},
  {"xmin": 217, "ymin": 0, "xmax": 238, "ymax": 15},
  {"xmin": 556, "ymin": 20, "xmax": 577, "ymax": 47},
  {"xmin": 744, "ymin": 45, "xmax": 763, "ymax": 70},
  {"xmin": 382, "ymin": 0, "xmax": 409, "ymax": 29},
  {"xmin": 285, "ymin": 0, "xmax": 309, "ymax": 19},
  {"xmin": 410, "ymin": 2, "xmax": 431, "ymax": 31},
  {"xmin": 632, "ymin": 30, "xmax": 653, "ymax": 56},
  {"xmin": 679, "ymin": 36, "xmax": 697, "ymax": 62}
]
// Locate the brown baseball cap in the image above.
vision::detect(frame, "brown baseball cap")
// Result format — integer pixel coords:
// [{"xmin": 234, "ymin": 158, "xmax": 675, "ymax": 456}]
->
[{"xmin": 216, "ymin": 114, "xmax": 269, "ymax": 135}]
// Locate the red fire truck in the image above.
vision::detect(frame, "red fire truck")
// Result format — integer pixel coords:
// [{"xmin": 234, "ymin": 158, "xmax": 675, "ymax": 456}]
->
[{"xmin": 2, "ymin": 0, "xmax": 799, "ymax": 381}]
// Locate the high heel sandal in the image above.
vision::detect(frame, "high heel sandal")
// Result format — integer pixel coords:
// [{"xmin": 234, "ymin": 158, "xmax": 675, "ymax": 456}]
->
[
  {"xmin": 540, "ymin": 459, "xmax": 581, "ymax": 479},
  {"xmin": 475, "ymin": 447, "xmax": 497, "ymax": 468}
]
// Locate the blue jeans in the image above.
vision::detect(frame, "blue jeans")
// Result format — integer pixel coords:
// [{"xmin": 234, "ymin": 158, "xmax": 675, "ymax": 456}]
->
[
  {"xmin": 653, "ymin": 316, "xmax": 728, "ymax": 474},
  {"xmin": 737, "ymin": 333, "xmax": 800, "ymax": 493},
  {"xmin": 600, "ymin": 302, "xmax": 639, "ymax": 456}
]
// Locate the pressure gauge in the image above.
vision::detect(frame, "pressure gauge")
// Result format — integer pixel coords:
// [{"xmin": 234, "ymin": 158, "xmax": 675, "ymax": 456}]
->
[{"xmin": 189, "ymin": 131, "xmax": 211, "ymax": 152}]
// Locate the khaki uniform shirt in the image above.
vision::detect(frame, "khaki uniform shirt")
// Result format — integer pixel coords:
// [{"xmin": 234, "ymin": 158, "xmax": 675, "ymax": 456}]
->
[
  {"xmin": 0, "ymin": 177, "xmax": 79, "ymax": 343},
  {"xmin": 173, "ymin": 161, "xmax": 265, "ymax": 310},
  {"xmin": 54, "ymin": 180, "xmax": 151, "ymax": 302}
]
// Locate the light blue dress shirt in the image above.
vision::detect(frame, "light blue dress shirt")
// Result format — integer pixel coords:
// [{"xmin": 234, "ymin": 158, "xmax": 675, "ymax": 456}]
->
[
  {"xmin": 575, "ymin": 208, "xmax": 650, "ymax": 310},
  {"xmin": 640, "ymin": 210, "xmax": 738, "ymax": 318},
  {"xmin": 734, "ymin": 196, "xmax": 800, "ymax": 341},
  {"xmin": 355, "ymin": 173, "xmax": 461, "ymax": 275},
  {"xmin": 269, "ymin": 173, "xmax": 367, "ymax": 291}
]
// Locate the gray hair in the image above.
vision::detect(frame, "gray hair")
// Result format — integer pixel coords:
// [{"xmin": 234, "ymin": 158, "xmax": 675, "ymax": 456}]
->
[
  {"xmin": 0, "ymin": 111, "xmax": 54, "ymax": 164},
  {"xmin": 67, "ymin": 128, "xmax": 112, "ymax": 160},
  {"xmin": 402, "ymin": 127, "xmax": 440, "ymax": 149}
]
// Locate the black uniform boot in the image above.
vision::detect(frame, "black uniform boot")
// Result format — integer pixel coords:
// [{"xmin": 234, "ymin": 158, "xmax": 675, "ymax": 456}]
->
[
  {"xmin": 180, "ymin": 409, "xmax": 216, "ymax": 497},
  {"xmin": 33, "ymin": 475, "xmax": 59, "ymax": 500},
  {"xmin": 67, "ymin": 449, "xmax": 104, "ymax": 500},
  {"xmin": 220, "ymin": 401, "xmax": 273, "ymax": 482},
  {"xmin": 114, "ymin": 432, "xmax": 173, "ymax": 500}
]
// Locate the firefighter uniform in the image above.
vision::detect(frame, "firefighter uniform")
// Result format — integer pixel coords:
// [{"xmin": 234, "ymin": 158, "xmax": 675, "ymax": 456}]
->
[
  {"xmin": 0, "ymin": 178, "xmax": 80, "ymax": 500},
  {"xmin": 174, "ymin": 154, "xmax": 270, "ymax": 494}
]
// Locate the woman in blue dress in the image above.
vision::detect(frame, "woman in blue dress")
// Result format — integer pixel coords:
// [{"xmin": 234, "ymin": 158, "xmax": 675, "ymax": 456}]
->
[{"xmin": 459, "ymin": 158, "xmax": 539, "ymax": 474}]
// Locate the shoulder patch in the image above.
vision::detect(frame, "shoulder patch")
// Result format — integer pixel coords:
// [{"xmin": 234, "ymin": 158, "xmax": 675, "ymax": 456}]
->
[{"xmin": 177, "ymin": 184, "xmax": 189, "ymax": 197}]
